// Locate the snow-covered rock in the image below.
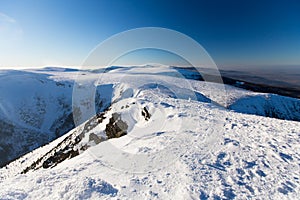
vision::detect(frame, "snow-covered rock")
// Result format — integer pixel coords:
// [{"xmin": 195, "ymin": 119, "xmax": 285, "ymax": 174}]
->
[{"xmin": 0, "ymin": 65, "xmax": 299, "ymax": 199}]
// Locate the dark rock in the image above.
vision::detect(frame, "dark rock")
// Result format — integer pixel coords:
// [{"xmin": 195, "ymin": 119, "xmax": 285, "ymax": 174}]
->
[
  {"xmin": 89, "ymin": 133, "xmax": 102, "ymax": 144},
  {"xmin": 141, "ymin": 107, "xmax": 151, "ymax": 121},
  {"xmin": 105, "ymin": 113, "xmax": 128, "ymax": 139}
]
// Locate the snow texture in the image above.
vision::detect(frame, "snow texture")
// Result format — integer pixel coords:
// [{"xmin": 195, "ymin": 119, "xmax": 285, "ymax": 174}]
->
[{"xmin": 0, "ymin": 65, "xmax": 299, "ymax": 199}]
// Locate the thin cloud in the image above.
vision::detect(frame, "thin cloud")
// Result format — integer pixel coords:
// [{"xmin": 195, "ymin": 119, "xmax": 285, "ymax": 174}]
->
[{"xmin": 0, "ymin": 12, "xmax": 16, "ymax": 23}]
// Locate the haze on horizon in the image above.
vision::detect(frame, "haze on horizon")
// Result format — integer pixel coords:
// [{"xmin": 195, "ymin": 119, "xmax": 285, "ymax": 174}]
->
[{"xmin": 0, "ymin": 0, "xmax": 300, "ymax": 70}]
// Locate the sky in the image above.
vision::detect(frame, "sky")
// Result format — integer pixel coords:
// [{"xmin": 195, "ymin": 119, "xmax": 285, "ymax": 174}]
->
[{"xmin": 0, "ymin": 0, "xmax": 300, "ymax": 69}]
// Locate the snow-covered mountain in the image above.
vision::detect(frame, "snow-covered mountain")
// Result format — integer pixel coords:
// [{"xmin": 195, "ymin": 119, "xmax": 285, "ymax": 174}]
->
[
  {"xmin": 0, "ymin": 65, "xmax": 299, "ymax": 199},
  {"xmin": 229, "ymin": 93, "xmax": 300, "ymax": 121},
  {"xmin": 0, "ymin": 69, "xmax": 113, "ymax": 167}
]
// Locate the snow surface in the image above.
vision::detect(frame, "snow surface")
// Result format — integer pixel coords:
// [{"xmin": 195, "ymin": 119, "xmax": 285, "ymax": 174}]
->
[
  {"xmin": 0, "ymin": 69, "xmax": 114, "ymax": 166},
  {"xmin": 0, "ymin": 65, "xmax": 300, "ymax": 199}
]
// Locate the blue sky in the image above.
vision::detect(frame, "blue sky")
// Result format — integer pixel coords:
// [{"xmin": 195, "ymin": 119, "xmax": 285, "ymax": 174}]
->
[{"xmin": 0, "ymin": 0, "xmax": 300, "ymax": 69}]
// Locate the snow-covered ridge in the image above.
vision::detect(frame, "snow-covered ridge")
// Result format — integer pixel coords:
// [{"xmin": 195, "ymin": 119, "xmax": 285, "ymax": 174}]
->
[
  {"xmin": 1, "ymin": 65, "xmax": 300, "ymax": 168},
  {"xmin": 0, "ymin": 80, "xmax": 299, "ymax": 199},
  {"xmin": 229, "ymin": 93, "xmax": 300, "ymax": 121}
]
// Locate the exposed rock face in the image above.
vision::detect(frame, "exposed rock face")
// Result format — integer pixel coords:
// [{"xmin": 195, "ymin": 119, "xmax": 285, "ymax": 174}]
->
[
  {"xmin": 21, "ymin": 112, "xmax": 108, "ymax": 173},
  {"xmin": 20, "ymin": 107, "xmax": 132, "ymax": 173},
  {"xmin": 105, "ymin": 113, "xmax": 128, "ymax": 139},
  {"xmin": 141, "ymin": 107, "xmax": 151, "ymax": 121},
  {"xmin": 89, "ymin": 133, "xmax": 103, "ymax": 144},
  {"xmin": 42, "ymin": 149, "xmax": 79, "ymax": 169}
]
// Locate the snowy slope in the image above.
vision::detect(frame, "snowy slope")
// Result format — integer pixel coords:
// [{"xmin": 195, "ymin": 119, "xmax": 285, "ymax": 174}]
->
[
  {"xmin": 0, "ymin": 69, "xmax": 113, "ymax": 167},
  {"xmin": 228, "ymin": 94, "xmax": 300, "ymax": 121},
  {"xmin": 0, "ymin": 65, "xmax": 300, "ymax": 199},
  {"xmin": 0, "ymin": 70, "xmax": 74, "ymax": 167}
]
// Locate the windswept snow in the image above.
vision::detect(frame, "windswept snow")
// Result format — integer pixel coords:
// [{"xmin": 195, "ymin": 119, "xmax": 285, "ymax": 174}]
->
[{"xmin": 0, "ymin": 65, "xmax": 300, "ymax": 199}]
